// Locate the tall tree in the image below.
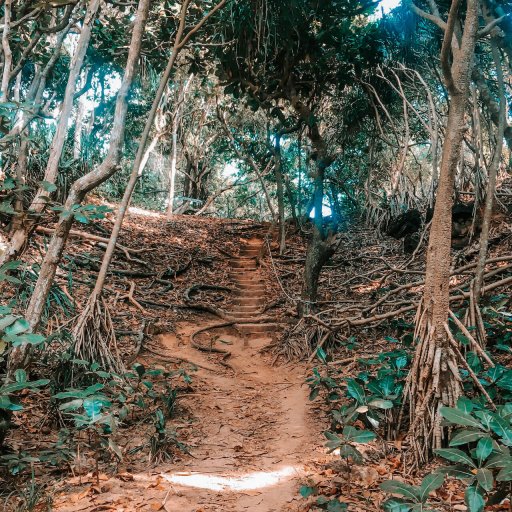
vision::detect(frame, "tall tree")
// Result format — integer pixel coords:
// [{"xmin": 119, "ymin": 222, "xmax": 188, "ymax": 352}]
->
[{"xmin": 403, "ymin": 0, "xmax": 482, "ymax": 465}]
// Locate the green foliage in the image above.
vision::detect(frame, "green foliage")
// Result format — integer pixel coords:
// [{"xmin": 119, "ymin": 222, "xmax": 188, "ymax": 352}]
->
[
  {"xmin": 51, "ymin": 203, "xmax": 112, "ymax": 224},
  {"xmin": 380, "ymin": 473, "xmax": 444, "ymax": 511},
  {"xmin": 0, "ymin": 307, "xmax": 48, "ymax": 422},
  {"xmin": 430, "ymin": 399, "xmax": 512, "ymax": 511},
  {"xmin": 299, "ymin": 484, "xmax": 348, "ymax": 510},
  {"xmin": 324, "ymin": 427, "xmax": 376, "ymax": 464}
]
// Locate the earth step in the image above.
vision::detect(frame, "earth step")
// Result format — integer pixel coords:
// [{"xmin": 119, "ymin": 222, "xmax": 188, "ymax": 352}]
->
[
  {"xmin": 233, "ymin": 275, "xmax": 264, "ymax": 282},
  {"xmin": 237, "ymin": 323, "xmax": 280, "ymax": 334},
  {"xmin": 229, "ymin": 271, "xmax": 258, "ymax": 277},
  {"xmin": 231, "ymin": 260, "xmax": 257, "ymax": 269},
  {"xmin": 231, "ymin": 307, "xmax": 261, "ymax": 315},
  {"xmin": 235, "ymin": 280, "xmax": 265, "ymax": 286},
  {"xmin": 234, "ymin": 283, "xmax": 265, "ymax": 289},
  {"xmin": 236, "ymin": 297, "xmax": 265, "ymax": 306}
]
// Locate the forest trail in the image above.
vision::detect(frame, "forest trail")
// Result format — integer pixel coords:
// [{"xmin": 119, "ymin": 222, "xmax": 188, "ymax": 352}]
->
[
  {"xmin": 155, "ymin": 236, "xmax": 318, "ymax": 511},
  {"xmin": 54, "ymin": 235, "xmax": 321, "ymax": 512}
]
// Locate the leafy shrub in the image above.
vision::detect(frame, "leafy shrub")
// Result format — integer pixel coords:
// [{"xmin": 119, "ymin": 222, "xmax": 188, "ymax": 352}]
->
[{"xmin": 380, "ymin": 473, "xmax": 445, "ymax": 511}]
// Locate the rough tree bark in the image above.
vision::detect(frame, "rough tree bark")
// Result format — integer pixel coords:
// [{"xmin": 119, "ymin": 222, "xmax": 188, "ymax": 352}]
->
[
  {"xmin": 472, "ymin": 39, "xmax": 506, "ymax": 341},
  {"xmin": 403, "ymin": 0, "xmax": 480, "ymax": 465},
  {"xmin": 68, "ymin": 0, "xmax": 227, "ymax": 370},
  {"xmin": 273, "ymin": 134, "xmax": 286, "ymax": 255},
  {"xmin": 1, "ymin": 0, "xmax": 100, "ymax": 265},
  {"xmin": 289, "ymin": 91, "xmax": 336, "ymax": 315},
  {"xmin": 167, "ymin": 73, "xmax": 193, "ymax": 218},
  {"xmin": 7, "ymin": 0, "xmax": 151, "ymax": 374}
]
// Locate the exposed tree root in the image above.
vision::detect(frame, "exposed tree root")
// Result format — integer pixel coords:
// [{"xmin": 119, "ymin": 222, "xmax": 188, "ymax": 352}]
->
[
  {"xmin": 72, "ymin": 294, "xmax": 125, "ymax": 376},
  {"xmin": 401, "ymin": 300, "xmax": 462, "ymax": 470}
]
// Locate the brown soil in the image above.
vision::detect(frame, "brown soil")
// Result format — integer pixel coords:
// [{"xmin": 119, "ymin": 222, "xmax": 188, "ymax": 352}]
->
[{"xmin": 52, "ymin": 236, "xmax": 322, "ymax": 512}]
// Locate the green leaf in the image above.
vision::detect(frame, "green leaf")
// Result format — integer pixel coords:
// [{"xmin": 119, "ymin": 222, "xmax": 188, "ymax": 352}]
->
[
  {"xmin": 0, "ymin": 396, "xmax": 22, "ymax": 411},
  {"xmin": 436, "ymin": 464, "xmax": 475, "ymax": 480},
  {"xmin": 83, "ymin": 398, "xmax": 103, "ymax": 419},
  {"xmin": 351, "ymin": 429, "xmax": 376, "ymax": 443},
  {"xmin": 418, "ymin": 473, "xmax": 444, "ymax": 502},
  {"xmin": 380, "ymin": 480, "xmax": 420, "ymax": 502},
  {"xmin": 0, "ymin": 315, "xmax": 17, "ymax": 331},
  {"xmin": 300, "ymin": 485, "xmax": 315, "ymax": 498},
  {"xmin": 5, "ymin": 318, "xmax": 30, "ymax": 335},
  {"xmin": 326, "ymin": 500, "xmax": 347, "ymax": 512},
  {"xmin": 9, "ymin": 333, "xmax": 45, "ymax": 346},
  {"xmin": 58, "ymin": 399, "xmax": 83, "ymax": 411},
  {"xmin": 476, "ymin": 468, "xmax": 494, "ymax": 491},
  {"xmin": 368, "ymin": 398, "xmax": 394, "ymax": 410},
  {"xmin": 14, "ymin": 369, "xmax": 27, "ymax": 383},
  {"xmin": 457, "ymin": 396, "xmax": 475, "ymax": 414},
  {"xmin": 434, "ymin": 448, "xmax": 476, "ymax": 467},
  {"xmin": 346, "ymin": 378, "xmax": 365, "ymax": 404},
  {"xmin": 464, "ymin": 485, "xmax": 485, "ymax": 512},
  {"xmin": 339, "ymin": 444, "xmax": 363, "ymax": 463},
  {"xmin": 475, "ymin": 438, "xmax": 493, "ymax": 464},
  {"xmin": 449, "ymin": 430, "xmax": 487, "ymax": 446},
  {"xmin": 382, "ymin": 499, "xmax": 412, "ymax": 512},
  {"xmin": 309, "ymin": 387, "xmax": 320, "ymax": 401},
  {"xmin": 440, "ymin": 407, "xmax": 483, "ymax": 429},
  {"xmin": 486, "ymin": 454, "xmax": 512, "ymax": 469},
  {"xmin": 496, "ymin": 464, "xmax": 512, "ymax": 482}
]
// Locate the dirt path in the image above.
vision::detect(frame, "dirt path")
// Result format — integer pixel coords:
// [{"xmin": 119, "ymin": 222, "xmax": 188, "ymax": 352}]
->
[
  {"xmin": 54, "ymin": 237, "xmax": 320, "ymax": 512},
  {"xmin": 155, "ymin": 237, "xmax": 318, "ymax": 511}
]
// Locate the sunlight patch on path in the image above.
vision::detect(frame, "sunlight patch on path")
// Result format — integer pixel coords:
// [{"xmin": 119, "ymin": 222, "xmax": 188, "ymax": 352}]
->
[{"xmin": 161, "ymin": 466, "xmax": 299, "ymax": 492}]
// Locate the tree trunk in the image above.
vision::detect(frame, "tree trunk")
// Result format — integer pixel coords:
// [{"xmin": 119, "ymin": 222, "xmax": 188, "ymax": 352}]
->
[
  {"xmin": 289, "ymin": 92, "xmax": 336, "ymax": 315},
  {"xmin": 1, "ymin": 0, "xmax": 100, "ymax": 265},
  {"xmin": 472, "ymin": 40, "xmax": 506, "ymax": 341},
  {"xmin": 167, "ymin": 73, "xmax": 193, "ymax": 218},
  {"xmin": 404, "ymin": 0, "xmax": 479, "ymax": 465},
  {"xmin": 274, "ymin": 134, "xmax": 286, "ymax": 254},
  {"xmin": 1, "ymin": 0, "xmax": 12, "ymax": 101},
  {"xmin": 6, "ymin": 0, "xmax": 151, "ymax": 374}
]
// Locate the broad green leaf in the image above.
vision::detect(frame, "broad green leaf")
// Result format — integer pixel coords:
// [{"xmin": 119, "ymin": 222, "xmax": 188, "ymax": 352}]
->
[
  {"xmin": 380, "ymin": 480, "xmax": 420, "ymax": 501},
  {"xmin": 496, "ymin": 464, "xmax": 512, "ymax": 482},
  {"xmin": 0, "ymin": 315, "xmax": 17, "ymax": 331},
  {"xmin": 464, "ymin": 485, "xmax": 485, "ymax": 512},
  {"xmin": 39, "ymin": 180, "xmax": 57, "ymax": 193},
  {"xmin": 346, "ymin": 378, "xmax": 365, "ymax": 404},
  {"xmin": 382, "ymin": 499, "xmax": 412, "ymax": 512},
  {"xmin": 434, "ymin": 448, "xmax": 476, "ymax": 467},
  {"xmin": 0, "ymin": 395, "xmax": 22, "ymax": 411},
  {"xmin": 9, "ymin": 333, "xmax": 45, "ymax": 346},
  {"xmin": 475, "ymin": 438, "xmax": 493, "ymax": 464},
  {"xmin": 326, "ymin": 500, "xmax": 347, "ymax": 512},
  {"xmin": 440, "ymin": 407, "xmax": 483, "ymax": 429},
  {"xmin": 369, "ymin": 398, "xmax": 394, "ymax": 410},
  {"xmin": 5, "ymin": 318, "xmax": 30, "ymax": 336},
  {"xmin": 351, "ymin": 430, "xmax": 376, "ymax": 443},
  {"xmin": 300, "ymin": 485, "xmax": 315, "ymax": 498},
  {"xmin": 418, "ymin": 473, "xmax": 444, "ymax": 502},
  {"xmin": 83, "ymin": 398, "xmax": 103, "ymax": 419},
  {"xmin": 449, "ymin": 430, "xmax": 487, "ymax": 446},
  {"xmin": 339, "ymin": 444, "xmax": 363, "ymax": 463},
  {"xmin": 436, "ymin": 464, "xmax": 475, "ymax": 480},
  {"xmin": 486, "ymin": 454, "xmax": 512, "ymax": 469},
  {"xmin": 476, "ymin": 468, "xmax": 494, "ymax": 491},
  {"xmin": 58, "ymin": 399, "xmax": 83, "ymax": 411},
  {"xmin": 14, "ymin": 369, "xmax": 27, "ymax": 383},
  {"xmin": 457, "ymin": 396, "xmax": 475, "ymax": 414}
]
